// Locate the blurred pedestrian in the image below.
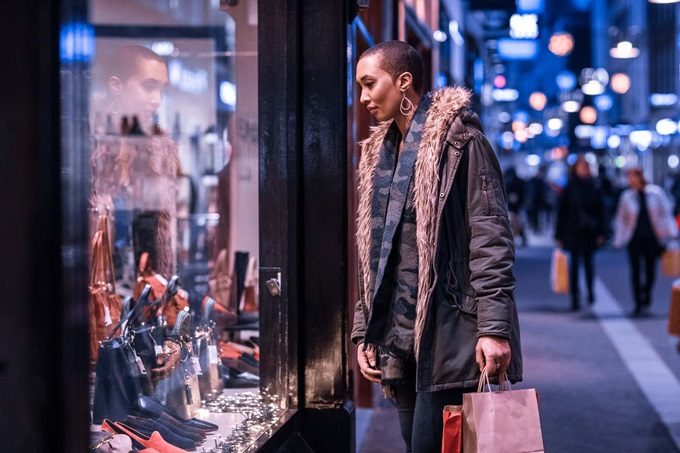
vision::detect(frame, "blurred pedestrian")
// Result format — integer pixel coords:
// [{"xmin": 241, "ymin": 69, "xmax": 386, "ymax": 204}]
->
[
  {"xmin": 504, "ymin": 167, "xmax": 527, "ymax": 246},
  {"xmin": 597, "ymin": 164, "xmax": 616, "ymax": 241},
  {"xmin": 555, "ymin": 156, "xmax": 605, "ymax": 310},
  {"xmin": 670, "ymin": 171, "xmax": 680, "ymax": 219},
  {"xmin": 351, "ymin": 40, "xmax": 522, "ymax": 453},
  {"xmin": 613, "ymin": 168, "xmax": 678, "ymax": 316},
  {"xmin": 526, "ymin": 166, "xmax": 548, "ymax": 233}
]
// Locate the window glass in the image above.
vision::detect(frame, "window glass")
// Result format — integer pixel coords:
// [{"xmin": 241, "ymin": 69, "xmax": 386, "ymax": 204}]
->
[{"xmin": 76, "ymin": 1, "xmax": 288, "ymax": 450}]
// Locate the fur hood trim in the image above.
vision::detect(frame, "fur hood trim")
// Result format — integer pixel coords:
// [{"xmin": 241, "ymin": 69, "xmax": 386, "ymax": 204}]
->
[{"xmin": 356, "ymin": 86, "xmax": 473, "ymax": 356}]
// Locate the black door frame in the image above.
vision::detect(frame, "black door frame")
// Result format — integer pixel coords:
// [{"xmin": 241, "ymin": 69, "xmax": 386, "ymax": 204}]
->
[{"xmin": 259, "ymin": 0, "xmax": 358, "ymax": 451}]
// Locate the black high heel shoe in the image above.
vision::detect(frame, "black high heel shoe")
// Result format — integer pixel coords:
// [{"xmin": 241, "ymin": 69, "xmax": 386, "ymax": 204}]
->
[{"xmin": 136, "ymin": 395, "xmax": 219, "ymax": 431}]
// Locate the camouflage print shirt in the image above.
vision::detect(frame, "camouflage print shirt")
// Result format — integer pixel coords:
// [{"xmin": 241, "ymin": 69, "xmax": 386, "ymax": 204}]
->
[{"xmin": 364, "ymin": 94, "xmax": 432, "ymax": 385}]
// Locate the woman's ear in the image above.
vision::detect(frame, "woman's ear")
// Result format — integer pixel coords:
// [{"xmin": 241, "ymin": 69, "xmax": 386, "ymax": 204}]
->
[
  {"xmin": 108, "ymin": 76, "xmax": 122, "ymax": 96},
  {"xmin": 397, "ymin": 71, "xmax": 413, "ymax": 92}
]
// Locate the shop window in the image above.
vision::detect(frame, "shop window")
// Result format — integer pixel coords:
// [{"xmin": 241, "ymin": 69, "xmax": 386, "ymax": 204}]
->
[{"xmin": 70, "ymin": 1, "xmax": 290, "ymax": 450}]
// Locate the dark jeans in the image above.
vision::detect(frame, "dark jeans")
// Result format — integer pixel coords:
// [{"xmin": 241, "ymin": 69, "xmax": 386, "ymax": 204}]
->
[
  {"xmin": 627, "ymin": 239, "xmax": 661, "ymax": 309},
  {"xmin": 393, "ymin": 381, "xmax": 474, "ymax": 453},
  {"xmin": 569, "ymin": 249, "xmax": 595, "ymax": 307}
]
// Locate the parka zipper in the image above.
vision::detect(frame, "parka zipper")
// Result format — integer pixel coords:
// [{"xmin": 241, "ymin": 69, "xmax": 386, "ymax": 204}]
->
[{"xmin": 481, "ymin": 174, "xmax": 490, "ymax": 215}]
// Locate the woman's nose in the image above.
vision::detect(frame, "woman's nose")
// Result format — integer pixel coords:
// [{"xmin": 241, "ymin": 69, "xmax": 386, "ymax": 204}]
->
[
  {"xmin": 150, "ymin": 90, "xmax": 163, "ymax": 109},
  {"xmin": 360, "ymin": 89, "xmax": 370, "ymax": 105}
]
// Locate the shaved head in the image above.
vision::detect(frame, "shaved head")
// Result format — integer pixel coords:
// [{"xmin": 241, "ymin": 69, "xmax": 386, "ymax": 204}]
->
[{"xmin": 359, "ymin": 41, "xmax": 424, "ymax": 94}]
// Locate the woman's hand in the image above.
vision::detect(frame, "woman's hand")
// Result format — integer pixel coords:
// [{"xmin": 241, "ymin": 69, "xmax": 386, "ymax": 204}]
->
[
  {"xmin": 357, "ymin": 343, "xmax": 381, "ymax": 383},
  {"xmin": 476, "ymin": 336, "xmax": 511, "ymax": 376}
]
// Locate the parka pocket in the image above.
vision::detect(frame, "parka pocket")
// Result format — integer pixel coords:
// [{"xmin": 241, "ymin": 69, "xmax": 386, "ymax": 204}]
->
[
  {"xmin": 446, "ymin": 262, "xmax": 474, "ymax": 297},
  {"xmin": 478, "ymin": 169, "xmax": 506, "ymax": 217},
  {"xmin": 445, "ymin": 263, "xmax": 478, "ymax": 315},
  {"xmin": 448, "ymin": 289, "xmax": 478, "ymax": 315}
]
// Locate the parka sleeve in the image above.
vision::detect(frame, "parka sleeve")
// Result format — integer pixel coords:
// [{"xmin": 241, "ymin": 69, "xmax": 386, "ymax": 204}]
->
[
  {"xmin": 351, "ymin": 299, "xmax": 366, "ymax": 345},
  {"xmin": 465, "ymin": 133, "xmax": 517, "ymax": 340}
]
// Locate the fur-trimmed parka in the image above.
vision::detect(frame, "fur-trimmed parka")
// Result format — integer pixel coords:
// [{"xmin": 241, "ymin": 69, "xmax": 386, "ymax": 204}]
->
[{"xmin": 352, "ymin": 87, "xmax": 523, "ymax": 391}]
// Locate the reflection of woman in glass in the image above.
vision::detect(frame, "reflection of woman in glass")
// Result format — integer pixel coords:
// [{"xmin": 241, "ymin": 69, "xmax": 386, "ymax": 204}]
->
[{"xmin": 90, "ymin": 45, "xmax": 180, "ymax": 279}]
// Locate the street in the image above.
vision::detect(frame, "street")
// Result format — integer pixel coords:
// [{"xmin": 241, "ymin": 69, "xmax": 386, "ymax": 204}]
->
[{"xmin": 358, "ymin": 242, "xmax": 680, "ymax": 452}]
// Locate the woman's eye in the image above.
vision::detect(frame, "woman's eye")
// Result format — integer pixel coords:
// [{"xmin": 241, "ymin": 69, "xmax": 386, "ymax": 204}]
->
[{"xmin": 142, "ymin": 81, "xmax": 159, "ymax": 92}]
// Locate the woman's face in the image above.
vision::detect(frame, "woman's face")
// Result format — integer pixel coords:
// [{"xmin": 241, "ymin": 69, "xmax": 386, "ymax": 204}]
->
[
  {"xmin": 356, "ymin": 55, "xmax": 403, "ymax": 122},
  {"xmin": 115, "ymin": 59, "xmax": 169, "ymax": 129},
  {"xmin": 575, "ymin": 160, "xmax": 591, "ymax": 179},
  {"xmin": 627, "ymin": 172, "xmax": 643, "ymax": 190}
]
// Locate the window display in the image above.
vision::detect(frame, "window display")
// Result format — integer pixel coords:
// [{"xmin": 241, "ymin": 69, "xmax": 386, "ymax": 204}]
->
[{"xmin": 78, "ymin": 1, "xmax": 288, "ymax": 451}]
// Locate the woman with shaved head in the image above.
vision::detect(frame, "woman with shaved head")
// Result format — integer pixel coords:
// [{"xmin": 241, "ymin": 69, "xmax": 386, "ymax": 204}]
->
[{"xmin": 351, "ymin": 41, "xmax": 523, "ymax": 452}]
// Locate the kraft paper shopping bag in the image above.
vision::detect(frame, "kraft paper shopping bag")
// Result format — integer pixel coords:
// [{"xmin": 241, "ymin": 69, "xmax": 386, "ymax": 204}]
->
[
  {"xmin": 551, "ymin": 248, "xmax": 569, "ymax": 294},
  {"xmin": 462, "ymin": 369, "xmax": 544, "ymax": 453},
  {"xmin": 662, "ymin": 249, "xmax": 680, "ymax": 278}
]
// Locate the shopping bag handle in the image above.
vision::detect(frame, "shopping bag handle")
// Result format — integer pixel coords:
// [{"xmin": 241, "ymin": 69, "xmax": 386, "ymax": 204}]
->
[{"xmin": 477, "ymin": 367, "xmax": 512, "ymax": 393}]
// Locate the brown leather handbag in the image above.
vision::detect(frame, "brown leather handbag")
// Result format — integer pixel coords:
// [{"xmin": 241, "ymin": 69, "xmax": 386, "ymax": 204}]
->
[
  {"xmin": 161, "ymin": 276, "xmax": 190, "ymax": 328},
  {"xmin": 133, "ymin": 252, "xmax": 167, "ymax": 302},
  {"xmin": 209, "ymin": 248, "xmax": 234, "ymax": 311},
  {"xmin": 89, "ymin": 215, "xmax": 123, "ymax": 361},
  {"xmin": 133, "ymin": 252, "xmax": 189, "ymax": 328}
]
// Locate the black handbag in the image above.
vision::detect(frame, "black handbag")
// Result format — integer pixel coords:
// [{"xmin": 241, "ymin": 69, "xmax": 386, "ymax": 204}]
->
[
  {"xmin": 194, "ymin": 298, "xmax": 224, "ymax": 401},
  {"xmin": 129, "ymin": 322, "xmax": 163, "ymax": 396},
  {"xmin": 92, "ymin": 285, "xmax": 152, "ymax": 424},
  {"xmin": 128, "ymin": 276, "xmax": 189, "ymax": 397},
  {"xmin": 152, "ymin": 310, "xmax": 202, "ymax": 420}
]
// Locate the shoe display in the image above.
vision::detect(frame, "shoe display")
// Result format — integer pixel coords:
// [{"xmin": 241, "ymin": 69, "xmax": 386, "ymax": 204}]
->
[
  {"xmin": 136, "ymin": 395, "xmax": 219, "ymax": 431},
  {"xmin": 127, "ymin": 414, "xmax": 206, "ymax": 442},
  {"xmin": 101, "ymin": 419, "xmax": 188, "ymax": 453},
  {"xmin": 156, "ymin": 413, "xmax": 207, "ymax": 441},
  {"xmin": 124, "ymin": 416, "xmax": 198, "ymax": 450}
]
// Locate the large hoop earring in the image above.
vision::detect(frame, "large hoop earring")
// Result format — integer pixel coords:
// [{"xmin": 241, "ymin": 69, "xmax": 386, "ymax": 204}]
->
[
  {"xmin": 109, "ymin": 100, "xmax": 121, "ymax": 115},
  {"xmin": 400, "ymin": 92, "xmax": 414, "ymax": 116}
]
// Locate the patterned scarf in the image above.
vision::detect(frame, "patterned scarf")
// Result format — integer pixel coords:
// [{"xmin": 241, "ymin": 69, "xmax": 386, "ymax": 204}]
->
[{"xmin": 364, "ymin": 94, "xmax": 432, "ymax": 387}]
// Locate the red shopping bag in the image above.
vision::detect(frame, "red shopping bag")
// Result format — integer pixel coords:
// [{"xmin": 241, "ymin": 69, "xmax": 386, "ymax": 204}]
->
[
  {"xmin": 442, "ymin": 405, "xmax": 462, "ymax": 453},
  {"xmin": 669, "ymin": 281, "xmax": 680, "ymax": 336}
]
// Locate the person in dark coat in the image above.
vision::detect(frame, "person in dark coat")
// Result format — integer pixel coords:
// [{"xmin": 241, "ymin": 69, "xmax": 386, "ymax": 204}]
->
[
  {"xmin": 555, "ymin": 156, "xmax": 605, "ymax": 310},
  {"xmin": 504, "ymin": 167, "xmax": 527, "ymax": 245},
  {"xmin": 352, "ymin": 41, "xmax": 522, "ymax": 452},
  {"xmin": 526, "ymin": 167, "xmax": 548, "ymax": 232}
]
